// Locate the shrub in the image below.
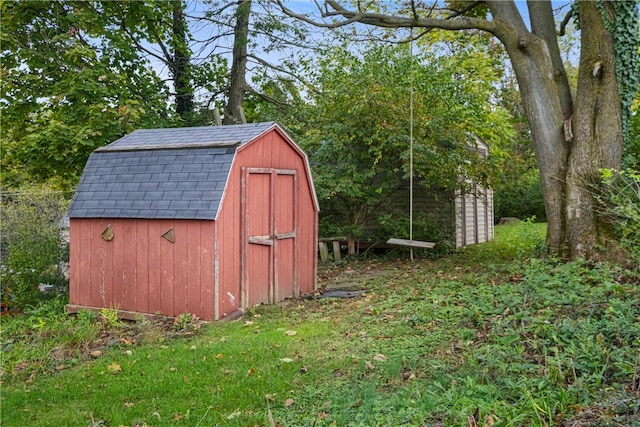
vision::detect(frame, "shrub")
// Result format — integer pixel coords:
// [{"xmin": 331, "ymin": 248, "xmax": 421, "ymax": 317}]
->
[
  {"xmin": 596, "ymin": 169, "xmax": 640, "ymax": 267},
  {"xmin": 494, "ymin": 169, "xmax": 546, "ymax": 222},
  {"xmin": 0, "ymin": 187, "xmax": 70, "ymax": 309}
]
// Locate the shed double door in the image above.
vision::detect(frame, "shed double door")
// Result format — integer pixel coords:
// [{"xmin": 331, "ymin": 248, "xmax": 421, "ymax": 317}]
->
[{"xmin": 241, "ymin": 167, "xmax": 298, "ymax": 307}]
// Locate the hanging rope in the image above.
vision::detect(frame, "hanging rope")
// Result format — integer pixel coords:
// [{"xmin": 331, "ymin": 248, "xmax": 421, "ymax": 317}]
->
[
  {"xmin": 409, "ymin": 27, "xmax": 415, "ymax": 261},
  {"xmin": 386, "ymin": 28, "xmax": 436, "ymax": 257}
]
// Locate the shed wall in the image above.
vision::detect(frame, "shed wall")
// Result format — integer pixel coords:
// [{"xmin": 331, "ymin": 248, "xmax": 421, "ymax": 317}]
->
[
  {"xmin": 69, "ymin": 218, "xmax": 216, "ymax": 319},
  {"xmin": 215, "ymin": 129, "xmax": 318, "ymax": 317},
  {"xmin": 455, "ymin": 186, "xmax": 494, "ymax": 247}
]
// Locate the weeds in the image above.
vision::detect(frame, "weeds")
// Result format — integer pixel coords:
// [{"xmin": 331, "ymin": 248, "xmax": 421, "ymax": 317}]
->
[{"xmin": 0, "ymin": 188, "xmax": 69, "ymax": 309}]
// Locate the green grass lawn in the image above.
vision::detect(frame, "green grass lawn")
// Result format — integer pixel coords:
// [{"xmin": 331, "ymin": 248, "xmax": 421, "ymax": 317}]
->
[{"xmin": 2, "ymin": 221, "xmax": 639, "ymax": 426}]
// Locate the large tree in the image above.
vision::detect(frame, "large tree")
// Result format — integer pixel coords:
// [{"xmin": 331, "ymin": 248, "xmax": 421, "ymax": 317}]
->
[
  {"xmin": 0, "ymin": 1, "xmax": 173, "ymax": 189},
  {"xmin": 278, "ymin": 0, "xmax": 639, "ymax": 261}
]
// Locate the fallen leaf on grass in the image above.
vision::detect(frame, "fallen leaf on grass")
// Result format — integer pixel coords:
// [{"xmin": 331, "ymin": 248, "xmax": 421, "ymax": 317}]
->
[
  {"xmin": 107, "ymin": 362, "xmax": 122, "ymax": 374},
  {"xmin": 216, "ymin": 353, "xmax": 224, "ymax": 359},
  {"xmin": 284, "ymin": 398, "xmax": 294, "ymax": 407},
  {"xmin": 247, "ymin": 367, "xmax": 256, "ymax": 376},
  {"xmin": 373, "ymin": 354, "xmax": 386, "ymax": 362},
  {"xmin": 279, "ymin": 358, "xmax": 294, "ymax": 363},
  {"xmin": 284, "ymin": 330, "xmax": 297, "ymax": 336},
  {"xmin": 124, "ymin": 402, "xmax": 134, "ymax": 408},
  {"xmin": 227, "ymin": 409, "xmax": 241, "ymax": 420},
  {"xmin": 365, "ymin": 361, "xmax": 375, "ymax": 370},
  {"xmin": 90, "ymin": 350, "xmax": 102, "ymax": 358}
]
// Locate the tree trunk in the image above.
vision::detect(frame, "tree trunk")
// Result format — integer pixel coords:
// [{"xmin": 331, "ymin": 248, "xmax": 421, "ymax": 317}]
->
[
  {"xmin": 565, "ymin": 1, "xmax": 623, "ymax": 260},
  {"xmin": 171, "ymin": 0, "xmax": 194, "ymax": 122},
  {"xmin": 224, "ymin": 0, "xmax": 251, "ymax": 125},
  {"xmin": 488, "ymin": 0, "xmax": 623, "ymax": 259},
  {"xmin": 488, "ymin": 1, "xmax": 571, "ymax": 255}
]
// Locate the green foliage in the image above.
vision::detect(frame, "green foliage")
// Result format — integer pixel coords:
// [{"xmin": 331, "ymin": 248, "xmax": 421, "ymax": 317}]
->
[
  {"xmin": 0, "ymin": 188, "xmax": 70, "ymax": 309},
  {"xmin": 596, "ymin": 0, "xmax": 640, "ymax": 166},
  {"xmin": 596, "ymin": 169, "xmax": 640, "ymax": 266},
  {"xmin": 0, "ymin": 1, "xmax": 174, "ymax": 189},
  {"xmin": 295, "ymin": 40, "xmax": 515, "ymax": 241},
  {"xmin": 629, "ymin": 97, "xmax": 640, "ymax": 170},
  {"xmin": 494, "ymin": 170, "xmax": 546, "ymax": 222}
]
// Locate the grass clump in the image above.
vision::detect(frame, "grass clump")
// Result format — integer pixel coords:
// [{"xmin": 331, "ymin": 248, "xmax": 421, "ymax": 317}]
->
[{"xmin": 1, "ymin": 222, "xmax": 639, "ymax": 426}]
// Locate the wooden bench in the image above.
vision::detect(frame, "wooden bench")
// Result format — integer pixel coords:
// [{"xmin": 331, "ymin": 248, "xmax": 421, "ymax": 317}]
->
[{"xmin": 318, "ymin": 237, "xmax": 346, "ymax": 263}]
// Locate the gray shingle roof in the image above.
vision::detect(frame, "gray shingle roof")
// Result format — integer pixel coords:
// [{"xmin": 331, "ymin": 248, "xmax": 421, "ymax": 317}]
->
[{"xmin": 68, "ymin": 122, "xmax": 278, "ymax": 220}]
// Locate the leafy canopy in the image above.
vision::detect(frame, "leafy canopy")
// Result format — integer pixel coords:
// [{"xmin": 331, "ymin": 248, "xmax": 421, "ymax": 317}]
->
[
  {"xmin": 294, "ymin": 38, "xmax": 514, "ymax": 237},
  {"xmin": 0, "ymin": 1, "xmax": 175, "ymax": 190}
]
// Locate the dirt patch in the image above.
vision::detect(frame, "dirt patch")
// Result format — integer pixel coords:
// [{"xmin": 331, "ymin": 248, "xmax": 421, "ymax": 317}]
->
[{"xmin": 317, "ymin": 258, "xmax": 408, "ymax": 291}]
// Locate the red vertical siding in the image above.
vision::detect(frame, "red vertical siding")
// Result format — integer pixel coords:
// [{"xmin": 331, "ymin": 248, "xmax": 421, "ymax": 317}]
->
[
  {"xmin": 172, "ymin": 221, "xmax": 187, "ymax": 315},
  {"xmin": 202, "ymin": 222, "xmax": 215, "ymax": 320},
  {"xmin": 275, "ymin": 173, "xmax": 296, "ymax": 299},
  {"xmin": 112, "ymin": 219, "xmax": 126, "ymax": 309},
  {"xmin": 185, "ymin": 221, "xmax": 200, "ymax": 316},
  {"xmin": 93, "ymin": 220, "xmax": 110, "ymax": 307},
  {"xmin": 69, "ymin": 218, "xmax": 216, "ymax": 320},
  {"xmin": 246, "ymin": 172, "xmax": 272, "ymax": 306},
  {"xmin": 136, "ymin": 221, "xmax": 149, "ymax": 314},
  {"xmin": 159, "ymin": 220, "xmax": 174, "ymax": 316},
  {"xmin": 122, "ymin": 221, "xmax": 137, "ymax": 311},
  {"xmin": 217, "ymin": 128, "xmax": 318, "ymax": 315},
  {"xmin": 69, "ymin": 219, "xmax": 82, "ymax": 306},
  {"xmin": 147, "ymin": 221, "xmax": 163, "ymax": 314}
]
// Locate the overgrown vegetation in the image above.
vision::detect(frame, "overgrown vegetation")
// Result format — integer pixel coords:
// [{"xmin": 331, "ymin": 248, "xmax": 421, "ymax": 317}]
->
[
  {"xmin": 0, "ymin": 188, "xmax": 70, "ymax": 310},
  {"xmin": 596, "ymin": 169, "xmax": 640, "ymax": 267},
  {"xmin": 2, "ymin": 222, "xmax": 638, "ymax": 426}
]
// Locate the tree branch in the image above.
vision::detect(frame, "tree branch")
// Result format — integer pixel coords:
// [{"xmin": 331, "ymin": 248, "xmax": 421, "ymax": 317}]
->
[
  {"xmin": 119, "ymin": 22, "xmax": 170, "ymax": 67},
  {"xmin": 558, "ymin": 9, "xmax": 573, "ymax": 36},
  {"xmin": 246, "ymin": 54, "xmax": 318, "ymax": 94},
  {"xmin": 245, "ymin": 86, "xmax": 290, "ymax": 110},
  {"xmin": 144, "ymin": 18, "xmax": 174, "ymax": 73},
  {"xmin": 275, "ymin": 0, "xmax": 363, "ymax": 29},
  {"xmin": 446, "ymin": 1, "xmax": 483, "ymax": 20},
  {"xmin": 276, "ymin": 1, "xmax": 496, "ymax": 34}
]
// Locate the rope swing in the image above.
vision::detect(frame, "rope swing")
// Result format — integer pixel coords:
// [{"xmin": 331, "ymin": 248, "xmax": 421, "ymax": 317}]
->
[{"xmin": 386, "ymin": 28, "xmax": 435, "ymax": 260}]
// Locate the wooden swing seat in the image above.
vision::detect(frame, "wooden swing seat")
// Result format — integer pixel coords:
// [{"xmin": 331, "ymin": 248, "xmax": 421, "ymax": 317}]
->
[{"xmin": 386, "ymin": 238, "xmax": 435, "ymax": 249}]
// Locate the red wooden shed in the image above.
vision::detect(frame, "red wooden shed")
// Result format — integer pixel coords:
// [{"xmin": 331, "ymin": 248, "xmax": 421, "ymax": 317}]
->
[{"xmin": 66, "ymin": 122, "xmax": 319, "ymax": 320}]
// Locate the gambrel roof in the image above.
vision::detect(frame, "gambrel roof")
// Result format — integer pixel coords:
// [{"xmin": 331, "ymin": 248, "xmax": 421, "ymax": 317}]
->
[{"xmin": 68, "ymin": 122, "xmax": 278, "ymax": 220}]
